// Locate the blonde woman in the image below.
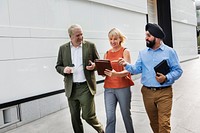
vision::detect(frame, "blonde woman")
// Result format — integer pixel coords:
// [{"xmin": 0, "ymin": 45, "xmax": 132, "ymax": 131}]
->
[{"xmin": 103, "ymin": 28, "xmax": 134, "ymax": 133}]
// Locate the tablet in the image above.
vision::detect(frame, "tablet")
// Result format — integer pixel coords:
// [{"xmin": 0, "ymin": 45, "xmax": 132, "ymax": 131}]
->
[
  {"xmin": 94, "ymin": 59, "xmax": 112, "ymax": 75},
  {"xmin": 154, "ymin": 59, "xmax": 170, "ymax": 75}
]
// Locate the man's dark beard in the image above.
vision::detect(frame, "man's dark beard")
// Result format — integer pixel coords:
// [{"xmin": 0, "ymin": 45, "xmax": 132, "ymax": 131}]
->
[{"xmin": 146, "ymin": 38, "xmax": 156, "ymax": 48}]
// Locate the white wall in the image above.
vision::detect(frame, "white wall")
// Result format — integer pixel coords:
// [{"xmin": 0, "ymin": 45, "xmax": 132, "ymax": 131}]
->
[
  {"xmin": 171, "ymin": 0, "xmax": 198, "ymax": 61},
  {"xmin": 0, "ymin": 0, "xmax": 198, "ymax": 104},
  {"xmin": 0, "ymin": 0, "xmax": 147, "ymax": 104}
]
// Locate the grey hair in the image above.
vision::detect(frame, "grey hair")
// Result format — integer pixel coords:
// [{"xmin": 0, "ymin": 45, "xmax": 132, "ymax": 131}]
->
[{"xmin": 68, "ymin": 24, "xmax": 82, "ymax": 37}]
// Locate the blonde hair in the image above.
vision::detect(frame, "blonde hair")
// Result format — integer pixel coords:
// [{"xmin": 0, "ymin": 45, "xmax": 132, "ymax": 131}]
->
[
  {"xmin": 68, "ymin": 24, "xmax": 82, "ymax": 37},
  {"xmin": 108, "ymin": 28, "xmax": 126, "ymax": 44}
]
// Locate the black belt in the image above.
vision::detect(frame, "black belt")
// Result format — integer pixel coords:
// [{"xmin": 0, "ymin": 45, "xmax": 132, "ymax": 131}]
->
[
  {"xmin": 73, "ymin": 81, "xmax": 87, "ymax": 86},
  {"xmin": 144, "ymin": 85, "xmax": 171, "ymax": 91}
]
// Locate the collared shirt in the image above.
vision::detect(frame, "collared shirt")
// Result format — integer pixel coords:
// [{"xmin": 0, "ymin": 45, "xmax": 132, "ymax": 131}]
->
[
  {"xmin": 70, "ymin": 43, "xmax": 86, "ymax": 82},
  {"xmin": 125, "ymin": 43, "xmax": 183, "ymax": 87}
]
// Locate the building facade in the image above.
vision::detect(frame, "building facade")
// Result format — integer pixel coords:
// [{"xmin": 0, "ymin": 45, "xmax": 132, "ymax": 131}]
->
[{"xmin": 0, "ymin": 0, "xmax": 198, "ymax": 132}]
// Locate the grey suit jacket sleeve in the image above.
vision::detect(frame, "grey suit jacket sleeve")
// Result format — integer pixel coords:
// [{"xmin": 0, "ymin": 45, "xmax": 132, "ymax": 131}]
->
[
  {"xmin": 55, "ymin": 46, "xmax": 65, "ymax": 76},
  {"xmin": 55, "ymin": 42, "xmax": 72, "ymax": 76}
]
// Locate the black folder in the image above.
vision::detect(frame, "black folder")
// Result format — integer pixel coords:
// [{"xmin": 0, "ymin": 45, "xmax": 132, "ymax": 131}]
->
[
  {"xmin": 95, "ymin": 59, "xmax": 112, "ymax": 75},
  {"xmin": 154, "ymin": 59, "xmax": 170, "ymax": 75}
]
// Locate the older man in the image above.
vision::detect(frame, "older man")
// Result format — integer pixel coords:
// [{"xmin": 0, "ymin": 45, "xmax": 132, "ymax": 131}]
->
[{"xmin": 55, "ymin": 24, "xmax": 104, "ymax": 133}]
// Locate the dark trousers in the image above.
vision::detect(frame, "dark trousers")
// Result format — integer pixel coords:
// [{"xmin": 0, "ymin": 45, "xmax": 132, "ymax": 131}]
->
[
  {"xmin": 141, "ymin": 86, "xmax": 172, "ymax": 133},
  {"xmin": 68, "ymin": 83, "xmax": 104, "ymax": 133}
]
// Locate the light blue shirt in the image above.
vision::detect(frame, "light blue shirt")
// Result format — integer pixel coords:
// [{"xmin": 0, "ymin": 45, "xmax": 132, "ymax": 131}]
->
[{"xmin": 125, "ymin": 43, "xmax": 183, "ymax": 87}]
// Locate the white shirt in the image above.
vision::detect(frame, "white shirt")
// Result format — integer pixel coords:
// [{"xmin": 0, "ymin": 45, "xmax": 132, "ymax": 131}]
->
[{"xmin": 70, "ymin": 43, "xmax": 86, "ymax": 82}]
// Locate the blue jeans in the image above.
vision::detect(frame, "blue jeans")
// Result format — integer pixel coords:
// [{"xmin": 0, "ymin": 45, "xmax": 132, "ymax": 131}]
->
[{"xmin": 104, "ymin": 87, "xmax": 134, "ymax": 133}]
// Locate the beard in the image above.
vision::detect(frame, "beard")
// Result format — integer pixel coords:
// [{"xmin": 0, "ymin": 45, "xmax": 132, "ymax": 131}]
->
[{"xmin": 146, "ymin": 38, "xmax": 156, "ymax": 48}]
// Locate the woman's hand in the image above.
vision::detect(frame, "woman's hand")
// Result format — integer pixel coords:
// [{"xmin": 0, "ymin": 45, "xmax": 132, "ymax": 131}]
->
[{"xmin": 104, "ymin": 69, "xmax": 116, "ymax": 77}]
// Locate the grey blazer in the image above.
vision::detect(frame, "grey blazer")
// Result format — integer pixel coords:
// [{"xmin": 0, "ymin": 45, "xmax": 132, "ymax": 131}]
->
[{"xmin": 55, "ymin": 41, "xmax": 100, "ymax": 98}]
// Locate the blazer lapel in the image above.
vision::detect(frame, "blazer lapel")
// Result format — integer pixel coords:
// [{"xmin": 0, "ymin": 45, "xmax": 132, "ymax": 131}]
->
[
  {"xmin": 82, "ymin": 41, "xmax": 88, "ymax": 67},
  {"xmin": 65, "ymin": 42, "xmax": 73, "ymax": 66}
]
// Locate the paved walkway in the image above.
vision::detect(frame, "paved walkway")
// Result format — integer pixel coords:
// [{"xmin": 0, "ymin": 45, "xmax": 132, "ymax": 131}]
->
[{"xmin": 4, "ymin": 56, "xmax": 200, "ymax": 133}]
